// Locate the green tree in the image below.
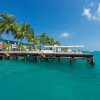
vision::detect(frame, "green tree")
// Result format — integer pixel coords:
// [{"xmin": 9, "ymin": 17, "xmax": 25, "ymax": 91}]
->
[
  {"xmin": 26, "ymin": 29, "xmax": 35, "ymax": 42},
  {"xmin": 0, "ymin": 13, "xmax": 61, "ymax": 51},
  {"xmin": 39, "ymin": 33, "xmax": 47, "ymax": 45},
  {"xmin": 14, "ymin": 23, "xmax": 31, "ymax": 43},
  {"xmin": 0, "ymin": 13, "xmax": 16, "ymax": 50},
  {"xmin": 0, "ymin": 22, "xmax": 4, "ymax": 40},
  {"xmin": 54, "ymin": 41, "xmax": 61, "ymax": 46},
  {"xmin": 2, "ymin": 42, "xmax": 9, "ymax": 51}
]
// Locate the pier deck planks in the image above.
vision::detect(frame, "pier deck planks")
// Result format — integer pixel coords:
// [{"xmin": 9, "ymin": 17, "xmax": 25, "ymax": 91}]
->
[{"xmin": 0, "ymin": 51, "xmax": 95, "ymax": 65}]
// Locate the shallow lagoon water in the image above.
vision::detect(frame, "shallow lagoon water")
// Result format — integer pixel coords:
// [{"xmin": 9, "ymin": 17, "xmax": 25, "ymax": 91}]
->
[{"xmin": 0, "ymin": 52, "xmax": 100, "ymax": 100}]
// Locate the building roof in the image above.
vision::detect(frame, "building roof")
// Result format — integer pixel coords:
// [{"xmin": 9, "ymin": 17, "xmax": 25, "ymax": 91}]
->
[
  {"xmin": 0, "ymin": 39, "xmax": 34, "ymax": 45},
  {"xmin": 44, "ymin": 45, "xmax": 84, "ymax": 48}
]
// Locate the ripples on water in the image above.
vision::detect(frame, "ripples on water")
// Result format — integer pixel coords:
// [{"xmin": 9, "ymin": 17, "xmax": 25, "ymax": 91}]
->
[{"xmin": 0, "ymin": 52, "xmax": 100, "ymax": 100}]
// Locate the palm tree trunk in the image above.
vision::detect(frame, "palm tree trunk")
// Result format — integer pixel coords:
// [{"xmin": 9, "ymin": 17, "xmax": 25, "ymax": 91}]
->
[
  {"xmin": 0, "ymin": 35, "xmax": 1, "ymax": 40},
  {"xmin": 7, "ymin": 33, "xmax": 10, "ymax": 51},
  {"xmin": 20, "ymin": 39, "xmax": 22, "ymax": 51}
]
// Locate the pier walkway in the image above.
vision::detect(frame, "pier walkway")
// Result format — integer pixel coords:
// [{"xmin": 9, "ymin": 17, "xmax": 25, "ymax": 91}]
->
[{"xmin": 0, "ymin": 51, "xmax": 95, "ymax": 65}]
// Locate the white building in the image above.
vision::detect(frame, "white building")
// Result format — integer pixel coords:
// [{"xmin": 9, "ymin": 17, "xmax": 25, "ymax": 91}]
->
[{"xmin": 41, "ymin": 45, "xmax": 84, "ymax": 53}]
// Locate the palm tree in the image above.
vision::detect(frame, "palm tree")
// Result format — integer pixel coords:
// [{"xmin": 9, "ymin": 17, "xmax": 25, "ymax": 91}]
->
[
  {"xmin": 0, "ymin": 13, "xmax": 61, "ymax": 51},
  {"xmin": 27, "ymin": 35, "xmax": 40, "ymax": 50},
  {"xmin": 45, "ymin": 36, "xmax": 50, "ymax": 45},
  {"xmin": 11, "ymin": 23, "xmax": 19, "ymax": 35},
  {"xmin": 14, "ymin": 24, "xmax": 26, "ymax": 51},
  {"xmin": 0, "ymin": 22, "xmax": 4, "ymax": 40},
  {"xmin": 13, "ymin": 22, "xmax": 35, "ymax": 51},
  {"xmin": 54, "ymin": 41, "xmax": 61, "ymax": 46},
  {"xmin": 14, "ymin": 24, "xmax": 23, "ymax": 42},
  {"xmin": 48, "ymin": 37, "xmax": 54, "ymax": 45},
  {"xmin": 14, "ymin": 23, "xmax": 31, "ymax": 43},
  {"xmin": 39, "ymin": 33, "xmax": 48, "ymax": 50},
  {"xmin": 39, "ymin": 33, "xmax": 47, "ymax": 45},
  {"xmin": 23, "ymin": 23, "xmax": 36, "ymax": 50},
  {"xmin": 33, "ymin": 36, "xmax": 40, "ymax": 45},
  {"xmin": 47, "ymin": 37, "xmax": 61, "ymax": 46},
  {"xmin": 0, "ymin": 13, "xmax": 16, "ymax": 50},
  {"xmin": 26, "ymin": 29, "xmax": 35, "ymax": 42},
  {"xmin": 22, "ymin": 22, "xmax": 33, "ymax": 39}
]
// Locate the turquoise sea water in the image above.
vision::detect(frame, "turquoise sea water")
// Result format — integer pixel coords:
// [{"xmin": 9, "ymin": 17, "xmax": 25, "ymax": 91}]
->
[{"xmin": 0, "ymin": 52, "xmax": 100, "ymax": 100}]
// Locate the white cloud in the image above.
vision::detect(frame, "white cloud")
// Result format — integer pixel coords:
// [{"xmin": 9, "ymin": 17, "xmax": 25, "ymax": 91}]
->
[
  {"xmin": 97, "ymin": 3, "xmax": 100, "ymax": 17},
  {"xmin": 82, "ymin": 8, "xmax": 92, "ymax": 20},
  {"xmin": 82, "ymin": 3, "xmax": 100, "ymax": 21},
  {"xmin": 59, "ymin": 32, "xmax": 70, "ymax": 38}
]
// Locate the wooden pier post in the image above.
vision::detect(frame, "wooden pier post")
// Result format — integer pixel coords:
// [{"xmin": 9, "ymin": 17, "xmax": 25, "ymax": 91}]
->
[
  {"xmin": 70, "ymin": 58, "xmax": 72, "ymax": 64},
  {"xmin": 0, "ymin": 52, "xmax": 95, "ymax": 66},
  {"xmin": 24, "ymin": 55, "xmax": 28, "ymax": 62},
  {"xmin": 58, "ymin": 57, "xmax": 60, "ymax": 61},
  {"xmin": 36, "ymin": 56, "xmax": 40, "ymax": 62},
  {"xmin": 90, "ymin": 58, "xmax": 95, "ymax": 65},
  {"xmin": 70, "ymin": 57, "xmax": 74, "ymax": 64},
  {"xmin": 53, "ymin": 57, "xmax": 57, "ymax": 62},
  {"xmin": 2, "ymin": 55, "xmax": 5, "ymax": 60},
  {"xmin": 16, "ymin": 56, "xmax": 18, "ymax": 60},
  {"xmin": 45, "ymin": 57, "xmax": 48, "ymax": 61},
  {"xmin": 13, "ymin": 55, "xmax": 17, "ymax": 60}
]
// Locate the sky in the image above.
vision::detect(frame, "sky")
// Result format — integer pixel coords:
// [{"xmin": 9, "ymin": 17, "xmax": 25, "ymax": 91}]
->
[{"xmin": 0, "ymin": 0, "xmax": 100, "ymax": 50}]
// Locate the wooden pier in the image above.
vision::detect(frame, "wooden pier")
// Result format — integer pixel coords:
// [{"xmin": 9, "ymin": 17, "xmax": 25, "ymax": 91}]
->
[{"xmin": 0, "ymin": 51, "xmax": 95, "ymax": 65}]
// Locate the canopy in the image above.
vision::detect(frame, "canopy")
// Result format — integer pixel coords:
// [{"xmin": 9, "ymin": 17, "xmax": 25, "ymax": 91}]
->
[
  {"xmin": 44, "ymin": 45, "xmax": 84, "ymax": 48},
  {"xmin": 0, "ymin": 39, "xmax": 34, "ymax": 45}
]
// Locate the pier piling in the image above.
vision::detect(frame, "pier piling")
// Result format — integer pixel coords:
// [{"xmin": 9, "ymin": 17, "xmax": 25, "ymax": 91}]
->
[
  {"xmin": 90, "ymin": 58, "xmax": 95, "ymax": 65},
  {"xmin": 0, "ymin": 52, "xmax": 95, "ymax": 65}
]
